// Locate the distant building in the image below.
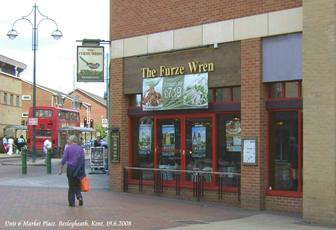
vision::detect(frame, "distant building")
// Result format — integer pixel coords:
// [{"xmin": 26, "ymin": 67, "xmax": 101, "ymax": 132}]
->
[
  {"xmin": 21, "ymin": 81, "xmax": 91, "ymax": 126},
  {"xmin": 0, "ymin": 55, "xmax": 26, "ymax": 137},
  {"xmin": 68, "ymin": 88, "xmax": 106, "ymax": 128}
]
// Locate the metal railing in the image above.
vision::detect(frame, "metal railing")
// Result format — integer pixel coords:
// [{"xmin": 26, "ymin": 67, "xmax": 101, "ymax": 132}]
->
[{"xmin": 123, "ymin": 167, "xmax": 240, "ymax": 202}]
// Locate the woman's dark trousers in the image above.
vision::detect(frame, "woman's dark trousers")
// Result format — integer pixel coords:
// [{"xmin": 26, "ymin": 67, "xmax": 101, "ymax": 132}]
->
[{"xmin": 66, "ymin": 166, "xmax": 82, "ymax": 206}]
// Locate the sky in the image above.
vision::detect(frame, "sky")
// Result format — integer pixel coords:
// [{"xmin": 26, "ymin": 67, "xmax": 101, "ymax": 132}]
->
[{"xmin": 0, "ymin": 0, "xmax": 109, "ymax": 97}]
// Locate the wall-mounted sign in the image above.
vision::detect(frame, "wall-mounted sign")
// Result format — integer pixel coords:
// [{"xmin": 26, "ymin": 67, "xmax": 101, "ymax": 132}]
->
[
  {"xmin": 141, "ymin": 61, "xmax": 214, "ymax": 78},
  {"xmin": 77, "ymin": 46, "xmax": 104, "ymax": 82},
  {"xmin": 142, "ymin": 73, "xmax": 208, "ymax": 111},
  {"xmin": 242, "ymin": 138, "xmax": 257, "ymax": 165},
  {"xmin": 111, "ymin": 128, "xmax": 120, "ymax": 162}
]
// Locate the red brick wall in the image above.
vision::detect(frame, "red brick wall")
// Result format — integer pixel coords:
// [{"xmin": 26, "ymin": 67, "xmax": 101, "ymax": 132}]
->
[
  {"xmin": 69, "ymin": 91, "xmax": 106, "ymax": 126},
  {"xmin": 111, "ymin": 0, "xmax": 302, "ymax": 39},
  {"xmin": 266, "ymin": 196, "xmax": 302, "ymax": 213},
  {"xmin": 109, "ymin": 59, "xmax": 128, "ymax": 191},
  {"xmin": 21, "ymin": 82, "xmax": 88, "ymax": 124},
  {"xmin": 240, "ymin": 38, "xmax": 267, "ymax": 210}
]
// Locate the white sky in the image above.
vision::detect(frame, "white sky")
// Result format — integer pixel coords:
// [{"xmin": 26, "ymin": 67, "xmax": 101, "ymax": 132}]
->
[{"xmin": 0, "ymin": 0, "xmax": 109, "ymax": 97}]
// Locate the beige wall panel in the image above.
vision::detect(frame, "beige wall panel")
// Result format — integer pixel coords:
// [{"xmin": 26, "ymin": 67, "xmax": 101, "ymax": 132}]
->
[
  {"xmin": 203, "ymin": 20, "xmax": 234, "ymax": 45},
  {"xmin": 111, "ymin": 39, "xmax": 124, "ymax": 58},
  {"xmin": 148, "ymin": 31, "xmax": 174, "ymax": 53},
  {"xmin": 123, "ymin": 35, "xmax": 148, "ymax": 57},
  {"xmin": 174, "ymin": 26, "xmax": 202, "ymax": 49},
  {"xmin": 303, "ymin": 0, "xmax": 336, "ymax": 225},
  {"xmin": 269, "ymin": 7, "xmax": 302, "ymax": 36},
  {"xmin": 234, "ymin": 14, "xmax": 268, "ymax": 40}
]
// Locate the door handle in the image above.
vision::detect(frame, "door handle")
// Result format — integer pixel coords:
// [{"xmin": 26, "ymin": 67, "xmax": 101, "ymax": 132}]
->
[{"xmin": 182, "ymin": 149, "xmax": 185, "ymax": 156}]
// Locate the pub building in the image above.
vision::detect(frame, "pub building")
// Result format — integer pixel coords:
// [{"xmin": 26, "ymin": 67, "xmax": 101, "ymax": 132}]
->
[{"xmin": 109, "ymin": 0, "xmax": 336, "ymax": 225}]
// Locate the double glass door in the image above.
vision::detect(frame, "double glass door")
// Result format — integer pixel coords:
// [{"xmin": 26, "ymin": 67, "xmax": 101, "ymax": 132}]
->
[{"xmin": 155, "ymin": 114, "xmax": 214, "ymax": 183}]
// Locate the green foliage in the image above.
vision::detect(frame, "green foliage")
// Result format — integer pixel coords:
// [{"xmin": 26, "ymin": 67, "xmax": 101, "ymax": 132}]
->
[{"xmin": 95, "ymin": 123, "xmax": 107, "ymax": 139}]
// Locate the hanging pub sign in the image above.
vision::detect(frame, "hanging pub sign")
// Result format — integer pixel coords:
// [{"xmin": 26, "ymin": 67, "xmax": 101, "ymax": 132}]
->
[
  {"xmin": 142, "ymin": 73, "xmax": 208, "ymax": 111},
  {"xmin": 77, "ymin": 46, "xmax": 104, "ymax": 82}
]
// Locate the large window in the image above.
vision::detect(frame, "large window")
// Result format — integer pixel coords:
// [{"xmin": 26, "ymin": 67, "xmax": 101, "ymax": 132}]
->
[{"xmin": 269, "ymin": 111, "xmax": 301, "ymax": 192}]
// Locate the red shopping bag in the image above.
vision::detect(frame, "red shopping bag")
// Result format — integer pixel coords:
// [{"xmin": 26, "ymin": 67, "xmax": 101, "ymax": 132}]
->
[{"xmin": 80, "ymin": 176, "xmax": 90, "ymax": 192}]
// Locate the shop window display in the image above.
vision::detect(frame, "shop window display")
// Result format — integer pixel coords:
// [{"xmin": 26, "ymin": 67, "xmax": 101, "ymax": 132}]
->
[
  {"xmin": 131, "ymin": 116, "xmax": 154, "ymax": 180},
  {"xmin": 185, "ymin": 118, "xmax": 213, "ymax": 182},
  {"xmin": 156, "ymin": 119, "xmax": 181, "ymax": 180},
  {"xmin": 217, "ymin": 114, "xmax": 241, "ymax": 187}
]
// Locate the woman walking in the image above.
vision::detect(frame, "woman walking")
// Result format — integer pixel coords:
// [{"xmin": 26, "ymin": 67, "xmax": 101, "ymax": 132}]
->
[{"xmin": 58, "ymin": 135, "xmax": 85, "ymax": 207}]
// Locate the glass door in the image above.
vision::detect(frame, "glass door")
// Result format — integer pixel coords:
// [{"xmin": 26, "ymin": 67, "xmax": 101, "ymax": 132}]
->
[
  {"xmin": 184, "ymin": 115, "xmax": 215, "ymax": 185},
  {"xmin": 156, "ymin": 117, "xmax": 182, "ymax": 182}
]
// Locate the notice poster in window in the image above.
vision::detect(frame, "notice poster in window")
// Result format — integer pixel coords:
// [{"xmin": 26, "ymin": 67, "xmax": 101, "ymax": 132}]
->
[
  {"xmin": 192, "ymin": 125, "xmax": 206, "ymax": 158},
  {"xmin": 162, "ymin": 124, "xmax": 175, "ymax": 156},
  {"xmin": 226, "ymin": 120, "xmax": 241, "ymax": 152},
  {"xmin": 139, "ymin": 124, "xmax": 152, "ymax": 155}
]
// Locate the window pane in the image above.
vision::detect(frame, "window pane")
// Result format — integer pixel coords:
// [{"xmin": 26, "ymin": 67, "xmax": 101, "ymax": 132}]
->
[
  {"xmin": 10, "ymin": 94, "xmax": 13, "ymax": 105},
  {"xmin": 132, "ymin": 116, "xmax": 154, "ymax": 180},
  {"xmin": 285, "ymin": 82, "xmax": 299, "ymax": 98},
  {"xmin": 16, "ymin": 96, "xmax": 20, "ymax": 107},
  {"xmin": 216, "ymin": 88, "xmax": 231, "ymax": 102},
  {"xmin": 271, "ymin": 83, "xmax": 283, "ymax": 98},
  {"xmin": 217, "ymin": 114, "xmax": 241, "ymax": 187},
  {"xmin": 129, "ymin": 94, "xmax": 142, "ymax": 107},
  {"xmin": 269, "ymin": 111, "xmax": 299, "ymax": 191},
  {"xmin": 232, "ymin": 87, "xmax": 241, "ymax": 101}
]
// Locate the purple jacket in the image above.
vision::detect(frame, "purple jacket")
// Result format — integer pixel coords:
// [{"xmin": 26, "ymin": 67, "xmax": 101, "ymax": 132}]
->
[{"xmin": 61, "ymin": 144, "xmax": 84, "ymax": 167}]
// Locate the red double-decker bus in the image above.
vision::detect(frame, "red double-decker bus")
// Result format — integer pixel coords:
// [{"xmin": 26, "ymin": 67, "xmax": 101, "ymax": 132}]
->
[{"xmin": 27, "ymin": 106, "xmax": 80, "ymax": 151}]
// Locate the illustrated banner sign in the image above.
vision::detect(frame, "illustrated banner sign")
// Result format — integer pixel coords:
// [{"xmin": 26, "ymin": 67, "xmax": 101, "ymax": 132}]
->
[
  {"xmin": 139, "ymin": 124, "xmax": 152, "ymax": 155},
  {"xmin": 142, "ymin": 73, "xmax": 208, "ymax": 111},
  {"xmin": 192, "ymin": 125, "xmax": 206, "ymax": 158},
  {"xmin": 77, "ymin": 46, "xmax": 104, "ymax": 82},
  {"xmin": 162, "ymin": 124, "xmax": 175, "ymax": 156}
]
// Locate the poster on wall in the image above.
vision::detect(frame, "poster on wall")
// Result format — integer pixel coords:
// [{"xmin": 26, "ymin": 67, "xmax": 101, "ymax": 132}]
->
[
  {"xmin": 139, "ymin": 124, "xmax": 152, "ymax": 155},
  {"xmin": 242, "ymin": 138, "xmax": 257, "ymax": 165},
  {"xmin": 77, "ymin": 46, "xmax": 104, "ymax": 82},
  {"xmin": 142, "ymin": 73, "xmax": 208, "ymax": 111},
  {"xmin": 161, "ymin": 124, "xmax": 175, "ymax": 156},
  {"xmin": 226, "ymin": 119, "xmax": 241, "ymax": 152},
  {"xmin": 192, "ymin": 125, "xmax": 206, "ymax": 158}
]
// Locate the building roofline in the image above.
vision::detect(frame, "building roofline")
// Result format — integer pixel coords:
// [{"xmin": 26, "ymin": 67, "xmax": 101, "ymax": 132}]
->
[{"xmin": 69, "ymin": 88, "xmax": 106, "ymax": 107}]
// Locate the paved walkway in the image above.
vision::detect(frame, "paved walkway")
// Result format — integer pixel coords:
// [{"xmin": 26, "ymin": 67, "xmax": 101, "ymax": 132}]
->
[{"xmin": 0, "ymin": 157, "xmax": 334, "ymax": 230}]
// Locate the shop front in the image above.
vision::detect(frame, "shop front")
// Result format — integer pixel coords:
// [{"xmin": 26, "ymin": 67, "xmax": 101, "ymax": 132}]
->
[
  {"xmin": 110, "ymin": 32, "xmax": 303, "ymax": 212},
  {"xmin": 123, "ymin": 42, "xmax": 242, "ymax": 201}
]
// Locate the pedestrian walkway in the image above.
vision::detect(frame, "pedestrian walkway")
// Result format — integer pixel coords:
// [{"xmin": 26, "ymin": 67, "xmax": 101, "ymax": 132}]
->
[{"xmin": 0, "ymin": 157, "xmax": 334, "ymax": 230}]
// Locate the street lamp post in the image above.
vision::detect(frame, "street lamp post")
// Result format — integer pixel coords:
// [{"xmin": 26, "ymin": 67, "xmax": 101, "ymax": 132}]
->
[{"xmin": 7, "ymin": 4, "xmax": 62, "ymax": 162}]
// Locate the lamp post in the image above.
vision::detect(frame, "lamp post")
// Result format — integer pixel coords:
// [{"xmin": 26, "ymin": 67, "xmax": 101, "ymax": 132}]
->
[{"xmin": 7, "ymin": 4, "xmax": 62, "ymax": 162}]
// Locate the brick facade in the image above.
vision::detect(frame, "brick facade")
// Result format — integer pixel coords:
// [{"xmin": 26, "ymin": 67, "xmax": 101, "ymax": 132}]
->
[
  {"xmin": 109, "ymin": 59, "xmax": 128, "ymax": 191},
  {"xmin": 69, "ymin": 90, "xmax": 106, "ymax": 127},
  {"xmin": 111, "ymin": 0, "xmax": 302, "ymax": 39},
  {"xmin": 240, "ymin": 38, "xmax": 267, "ymax": 210}
]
